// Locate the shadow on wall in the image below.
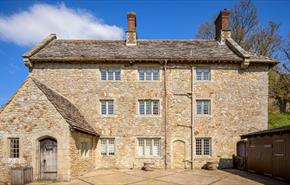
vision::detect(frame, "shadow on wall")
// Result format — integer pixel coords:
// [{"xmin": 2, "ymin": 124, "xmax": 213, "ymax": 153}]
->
[
  {"xmin": 201, "ymin": 158, "xmax": 233, "ymax": 169},
  {"xmin": 218, "ymin": 158, "xmax": 233, "ymax": 169}
]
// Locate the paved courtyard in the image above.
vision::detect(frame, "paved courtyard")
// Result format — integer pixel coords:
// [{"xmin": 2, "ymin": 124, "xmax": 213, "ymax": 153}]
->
[{"xmin": 30, "ymin": 169, "xmax": 289, "ymax": 185}]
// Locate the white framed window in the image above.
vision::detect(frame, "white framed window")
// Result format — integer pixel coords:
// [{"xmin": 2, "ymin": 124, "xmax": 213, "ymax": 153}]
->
[
  {"xmin": 137, "ymin": 138, "xmax": 160, "ymax": 157},
  {"xmin": 138, "ymin": 67, "xmax": 159, "ymax": 81},
  {"xmin": 101, "ymin": 138, "xmax": 115, "ymax": 156},
  {"xmin": 139, "ymin": 100, "xmax": 159, "ymax": 115},
  {"xmin": 9, "ymin": 138, "xmax": 19, "ymax": 158},
  {"xmin": 100, "ymin": 100, "xmax": 114, "ymax": 115},
  {"xmin": 196, "ymin": 100, "xmax": 211, "ymax": 115},
  {"xmin": 101, "ymin": 67, "xmax": 121, "ymax": 80},
  {"xmin": 196, "ymin": 138, "xmax": 212, "ymax": 156},
  {"xmin": 80, "ymin": 142, "xmax": 89, "ymax": 157},
  {"xmin": 196, "ymin": 67, "xmax": 210, "ymax": 80}
]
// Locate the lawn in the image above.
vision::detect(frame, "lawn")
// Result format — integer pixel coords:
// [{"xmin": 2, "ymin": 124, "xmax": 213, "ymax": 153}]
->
[{"xmin": 268, "ymin": 112, "xmax": 290, "ymax": 129}]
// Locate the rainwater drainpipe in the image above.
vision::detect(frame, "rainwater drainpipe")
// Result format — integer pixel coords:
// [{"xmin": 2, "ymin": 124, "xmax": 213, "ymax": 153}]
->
[
  {"xmin": 191, "ymin": 65, "xmax": 195, "ymax": 170},
  {"xmin": 164, "ymin": 60, "xmax": 168, "ymax": 169}
]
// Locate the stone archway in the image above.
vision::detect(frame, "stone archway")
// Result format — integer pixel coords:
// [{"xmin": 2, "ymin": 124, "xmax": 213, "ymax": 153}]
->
[
  {"xmin": 39, "ymin": 137, "xmax": 57, "ymax": 180},
  {"xmin": 172, "ymin": 140, "xmax": 186, "ymax": 169}
]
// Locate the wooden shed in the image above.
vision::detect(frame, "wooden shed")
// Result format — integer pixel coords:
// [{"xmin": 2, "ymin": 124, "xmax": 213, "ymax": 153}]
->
[{"xmin": 241, "ymin": 126, "xmax": 290, "ymax": 182}]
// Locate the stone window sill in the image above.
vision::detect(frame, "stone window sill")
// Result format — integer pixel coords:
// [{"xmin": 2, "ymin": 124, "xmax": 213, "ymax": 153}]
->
[
  {"xmin": 101, "ymin": 115, "xmax": 117, "ymax": 118},
  {"xmin": 136, "ymin": 156, "xmax": 162, "ymax": 159}
]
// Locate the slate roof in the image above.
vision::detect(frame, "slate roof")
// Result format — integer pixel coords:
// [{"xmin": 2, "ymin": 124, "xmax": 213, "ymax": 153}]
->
[
  {"xmin": 241, "ymin": 125, "xmax": 290, "ymax": 139},
  {"xmin": 32, "ymin": 78, "xmax": 99, "ymax": 136},
  {"xmin": 24, "ymin": 34, "xmax": 276, "ymax": 65},
  {"xmin": 29, "ymin": 39, "xmax": 243, "ymax": 61}
]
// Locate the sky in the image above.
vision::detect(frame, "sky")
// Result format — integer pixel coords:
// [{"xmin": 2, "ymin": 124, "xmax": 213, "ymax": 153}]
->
[{"xmin": 0, "ymin": 0, "xmax": 289, "ymax": 107}]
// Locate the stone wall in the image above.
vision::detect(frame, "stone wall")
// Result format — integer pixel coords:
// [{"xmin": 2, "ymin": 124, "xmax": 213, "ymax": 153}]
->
[
  {"xmin": 70, "ymin": 131, "xmax": 96, "ymax": 176},
  {"xmin": 0, "ymin": 79, "xmax": 71, "ymax": 183},
  {"xmin": 192, "ymin": 64, "xmax": 268, "ymax": 168},
  {"xmin": 31, "ymin": 62, "xmax": 269, "ymax": 169},
  {"xmin": 32, "ymin": 63, "xmax": 166, "ymax": 169}
]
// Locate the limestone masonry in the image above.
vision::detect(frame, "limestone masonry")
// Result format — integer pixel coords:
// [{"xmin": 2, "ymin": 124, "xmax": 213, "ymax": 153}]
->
[{"xmin": 0, "ymin": 9, "xmax": 276, "ymax": 183}]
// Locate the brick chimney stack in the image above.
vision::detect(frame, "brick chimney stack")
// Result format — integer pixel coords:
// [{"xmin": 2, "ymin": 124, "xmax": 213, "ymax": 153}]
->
[
  {"xmin": 215, "ymin": 9, "xmax": 231, "ymax": 43},
  {"xmin": 126, "ymin": 12, "xmax": 137, "ymax": 46}
]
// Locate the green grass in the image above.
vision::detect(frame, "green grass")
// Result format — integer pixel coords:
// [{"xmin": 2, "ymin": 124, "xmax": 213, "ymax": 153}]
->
[{"xmin": 268, "ymin": 112, "xmax": 290, "ymax": 129}]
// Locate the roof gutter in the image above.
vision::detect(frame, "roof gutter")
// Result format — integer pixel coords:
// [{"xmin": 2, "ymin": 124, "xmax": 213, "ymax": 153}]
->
[{"xmin": 29, "ymin": 57, "xmax": 243, "ymax": 63}]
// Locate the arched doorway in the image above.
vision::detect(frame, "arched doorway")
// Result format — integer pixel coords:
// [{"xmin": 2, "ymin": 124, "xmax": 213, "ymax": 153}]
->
[
  {"xmin": 172, "ymin": 140, "xmax": 186, "ymax": 168},
  {"xmin": 40, "ymin": 138, "xmax": 57, "ymax": 179}
]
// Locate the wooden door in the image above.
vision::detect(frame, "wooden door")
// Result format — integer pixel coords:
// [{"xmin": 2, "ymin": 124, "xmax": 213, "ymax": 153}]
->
[
  {"xmin": 260, "ymin": 136, "xmax": 272, "ymax": 176},
  {"xmin": 273, "ymin": 134, "xmax": 289, "ymax": 181},
  {"xmin": 236, "ymin": 141, "xmax": 246, "ymax": 170},
  {"xmin": 172, "ymin": 140, "xmax": 185, "ymax": 168},
  {"xmin": 40, "ymin": 138, "xmax": 57, "ymax": 180}
]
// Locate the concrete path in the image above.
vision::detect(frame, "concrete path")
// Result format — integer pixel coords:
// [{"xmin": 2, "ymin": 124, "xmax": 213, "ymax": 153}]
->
[{"xmin": 29, "ymin": 169, "xmax": 289, "ymax": 185}]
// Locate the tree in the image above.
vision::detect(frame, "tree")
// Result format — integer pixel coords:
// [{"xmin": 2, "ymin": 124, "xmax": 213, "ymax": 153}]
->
[
  {"xmin": 229, "ymin": 0, "xmax": 258, "ymax": 46},
  {"xmin": 196, "ymin": 0, "xmax": 281, "ymax": 58},
  {"xmin": 196, "ymin": 21, "xmax": 215, "ymax": 39},
  {"xmin": 270, "ymin": 33, "xmax": 290, "ymax": 113},
  {"xmin": 245, "ymin": 21, "xmax": 282, "ymax": 57},
  {"xmin": 269, "ymin": 68, "xmax": 290, "ymax": 113},
  {"xmin": 196, "ymin": 0, "xmax": 289, "ymax": 113}
]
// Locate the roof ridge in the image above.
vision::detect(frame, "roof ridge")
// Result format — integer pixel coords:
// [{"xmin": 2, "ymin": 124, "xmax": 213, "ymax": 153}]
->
[
  {"xmin": 55, "ymin": 39, "xmax": 216, "ymax": 42},
  {"xmin": 138, "ymin": 39, "xmax": 215, "ymax": 41}
]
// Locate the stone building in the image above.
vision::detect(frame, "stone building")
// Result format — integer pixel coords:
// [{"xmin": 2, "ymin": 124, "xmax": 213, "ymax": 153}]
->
[{"xmin": 0, "ymin": 10, "xmax": 277, "ymax": 183}]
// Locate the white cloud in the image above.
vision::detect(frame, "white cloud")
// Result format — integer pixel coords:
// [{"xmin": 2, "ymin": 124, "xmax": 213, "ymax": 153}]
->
[{"xmin": 0, "ymin": 3, "xmax": 124, "ymax": 46}]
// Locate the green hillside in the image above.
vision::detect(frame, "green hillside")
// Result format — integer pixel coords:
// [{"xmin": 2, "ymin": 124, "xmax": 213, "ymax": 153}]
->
[{"xmin": 269, "ymin": 112, "xmax": 290, "ymax": 129}]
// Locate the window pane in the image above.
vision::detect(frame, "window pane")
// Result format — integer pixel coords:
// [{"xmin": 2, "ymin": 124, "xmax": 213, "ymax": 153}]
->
[
  {"xmin": 146, "ymin": 68, "xmax": 152, "ymax": 80},
  {"xmin": 108, "ymin": 101, "xmax": 114, "ymax": 115},
  {"xmin": 196, "ymin": 71, "xmax": 202, "ymax": 80},
  {"xmin": 145, "ymin": 139, "xmax": 152, "ymax": 156},
  {"xmin": 203, "ymin": 101, "xmax": 209, "ymax": 114},
  {"xmin": 153, "ymin": 139, "xmax": 160, "ymax": 156},
  {"xmin": 139, "ymin": 101, "xmax": 145, "ymax": 115},
  {"xmin": 196, "ymin": 101, "xmax": 202, "ymax": 114},
  {"xmin": 138, "ymin": 138, "xmax": 160, "ymax": 157},
  {"xmin": 139, "ymin": 69, "xmax": 145, "ymax": 80},
  {"xmin": 196, "ymin": 68, "xmax": 210, "ymax": 80},
  {"xmin": 10, "ymin": 138, "xmax": 19, "ymax": 158},
  {"xmin": 101, "ymin": 69, "xmax": 107, "ymax": 80},
  {"xmin": 153, "ymin": 100, "xmax": 159, "ymax": 115},
  {"xmin": 203, "ymin": 71, "xmax": 209, "ymax": 80},
  {"xmin": 138, "ymin": 139, "xmax": 144, "ymax": 156},
  {"xmin": 153, "ymin": 68, "xmax": 159, "ymax": 80},
  {"xmin": 146, "ymin": 100, "xmax": 151, "ymax": 115},
  {"xmin": 196, "ymin": 139, "xmax": 202, "ymax": 155},
  {"xmin": 101, "ymin": 101, "xmax": 107, "ymax": 115},
  {"xmin": 115, "ymin": 68, "xmax": 121, "ymax": 80},
  {"xmin": 101, "ymin": 139, "xmax": 107, "ymax": 155},
  {"xmin": 108, "ymin": 139, "xmax": 115, "ymax": 155},
  {"xmin": 203, "ymin": 139, "xmax": 210, "ymax": 155},
  {"xmin": 108, "ymin": 68, "xmax": 114, "ymax": 80}
]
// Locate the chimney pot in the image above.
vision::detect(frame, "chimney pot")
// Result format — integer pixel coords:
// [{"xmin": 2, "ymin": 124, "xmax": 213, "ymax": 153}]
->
[
  {"xmin": 126, "ymin": 11, "xmax": 137, "ymax": 46},
  {"xmin": 215, "ymin": 9, "xmax": 231, "ymax": 43}
]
